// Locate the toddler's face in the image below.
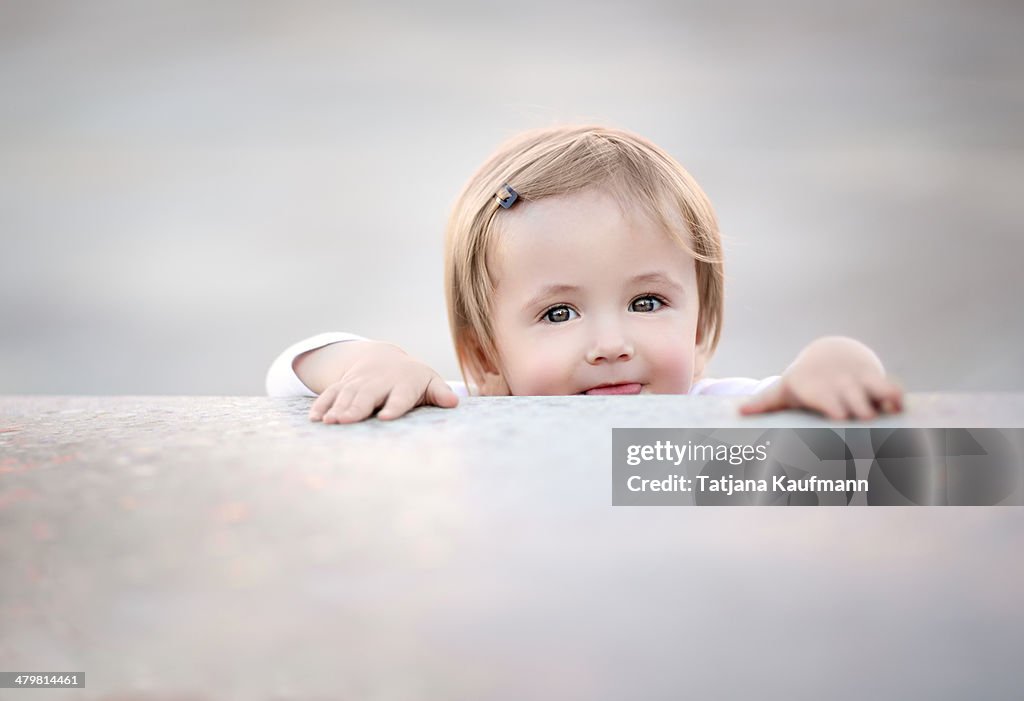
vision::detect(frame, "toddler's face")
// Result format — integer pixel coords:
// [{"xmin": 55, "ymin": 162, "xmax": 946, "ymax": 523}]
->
[{"xmin": 487, "ymin": 187, "xmax": 700, "ymax": 396}]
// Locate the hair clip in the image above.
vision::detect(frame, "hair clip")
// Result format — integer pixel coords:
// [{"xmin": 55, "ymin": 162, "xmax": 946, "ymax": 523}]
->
[{"xmin": 496, "ymin": 183, "xmax": 519, "ymax": 209}]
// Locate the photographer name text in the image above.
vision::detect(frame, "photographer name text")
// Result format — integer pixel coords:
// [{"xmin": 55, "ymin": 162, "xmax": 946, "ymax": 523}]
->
[{"xmin": 626, "ymin": 474, "xmax": 868, "ymax": 495}]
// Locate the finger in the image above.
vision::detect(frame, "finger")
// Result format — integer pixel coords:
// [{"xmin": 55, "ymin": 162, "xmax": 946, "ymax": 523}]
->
[
  {"xmin": 322, "ymin": 383, "xmax": 359, "ymax": 424},
  {"xmin": 738, "ymin": 383, "xmax": 786, "ymax": 415},
  {"xmin": 789, "ymin": 386, "xmax": 848, "ymax": 420},
  {"xmin": 875, "ymin": 387, "xmax": 902, "ymax": 414},
  {"xmin": 425, "ymin": 376, "xmax": 459, "ymax": 409},
  {"xmin": 882, "ymin": 395, "xmax": 903, "ymax": 414},
  {"xmin": 325, "ymin": 383, "xmax": 370, "ymax": 423},
  {"xmin": 377, "ymin": 385, "xmax": 420, "ymax": 421},
  {"xmin": 863, "ymin": 375, "xmax": 904, "ymax": 413},
  {"xmin": 335, "ymin": 385, "xmax": 389, "ymax": 423},
  {"xmin": 379, "ymin": 378, "xmax": 459, "ymax": 420},
  {"xmin": 840, "ymin": 385, "xmax": 877, "ymax": 421},
  {"xmin": 310, "ymin": 384, "xmax": 342, "ymax": 421},
  {"xmin": 885, "ymin": 379, "xmax": 904, "ymax": 413},
  {"xmin": 813, "ymin": 393, "xmax": 848, "ymax": 421}
]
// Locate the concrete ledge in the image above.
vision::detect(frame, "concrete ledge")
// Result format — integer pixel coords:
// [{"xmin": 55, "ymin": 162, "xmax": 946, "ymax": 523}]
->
[{"xmin": 1, "ymin": 394, "xmax": 1023, "ymax": 699}]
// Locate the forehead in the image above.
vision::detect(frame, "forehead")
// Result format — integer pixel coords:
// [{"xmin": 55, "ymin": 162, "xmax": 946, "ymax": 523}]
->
[{"xmin": 489, "ymin": 188, "xmax": 694, "ymax": 285}]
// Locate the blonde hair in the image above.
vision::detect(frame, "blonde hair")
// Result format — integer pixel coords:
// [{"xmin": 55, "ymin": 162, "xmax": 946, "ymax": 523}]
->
[{"xmin": 444, "ymin": 124, "xmax": 725, "ymax": 394}]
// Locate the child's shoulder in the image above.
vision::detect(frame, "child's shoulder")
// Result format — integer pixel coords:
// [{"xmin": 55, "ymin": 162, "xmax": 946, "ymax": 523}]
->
[
  {"xmin": 690, "ymin": 376, "xmax": 781, "ymax": 396},
  {"xmin": 448, "ymin": 380, "xmax": 470, "ymax": 397}
]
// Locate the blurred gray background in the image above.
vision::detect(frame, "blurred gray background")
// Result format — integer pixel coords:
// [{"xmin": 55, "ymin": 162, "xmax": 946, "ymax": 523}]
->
[{"xmin": 1, "ymin": 0, "xmax": 1021, "ymax": 395}]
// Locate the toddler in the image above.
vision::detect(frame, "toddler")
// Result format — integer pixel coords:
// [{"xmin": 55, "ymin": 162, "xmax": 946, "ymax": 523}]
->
[{"xmin": 266, "ymin": 125, "xmax": 903, "ymax": 422}]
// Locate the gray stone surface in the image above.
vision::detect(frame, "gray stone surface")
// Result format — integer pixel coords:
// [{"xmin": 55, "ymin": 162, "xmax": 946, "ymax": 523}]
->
[{"xmin": 1, "ymin": 395, "xmax": 1024, "ymax": 700}]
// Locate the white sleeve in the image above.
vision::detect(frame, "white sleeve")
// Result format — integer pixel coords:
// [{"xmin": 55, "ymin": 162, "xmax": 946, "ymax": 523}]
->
[
  {"xmin": 690, "ymin": 375, "xmax": 781, "ymax": 396},
  {"xmin": 265, "ymin": 332, "xmax": 369, "ymax": 397},
  {"xmin": 448, "ymin": 380, "xmax": 470, "ymax": 398},
  {"xmin": 265, "ymin": 332, "xmax": 472, "ymax": 399}
]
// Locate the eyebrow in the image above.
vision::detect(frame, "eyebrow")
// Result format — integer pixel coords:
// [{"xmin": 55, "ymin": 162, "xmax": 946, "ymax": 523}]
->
[{"xmin": 522, "ymin": 271, "xmax": 686, "ymax": 312}]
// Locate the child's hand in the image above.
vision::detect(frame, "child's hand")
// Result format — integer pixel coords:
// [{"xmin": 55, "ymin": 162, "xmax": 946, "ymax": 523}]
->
[
  {"xmin": 739, "ymin": 336, "xmax": 903, "ymax": 420},
  {"xmin": 309, "ymin": 342, "xmax": 458, "ymax": 423}
]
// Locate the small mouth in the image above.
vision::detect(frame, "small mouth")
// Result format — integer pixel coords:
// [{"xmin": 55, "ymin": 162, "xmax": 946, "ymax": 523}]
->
[{"xmin": 583, "ymin": 383, "xmax": 643, "ymax": 396}]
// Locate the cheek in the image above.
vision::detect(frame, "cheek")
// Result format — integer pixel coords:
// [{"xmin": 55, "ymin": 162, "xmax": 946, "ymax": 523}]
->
[
  {"xmin": 646, "ymin": 331, "xmax": 695, "ymax": 393},
  {"xmin": 501, "ymin": 336, "xmax": 574, "ymax": 395},
  {"xmin": 517, "ymin": 362, "xmax": 566, "ymax": 395}
]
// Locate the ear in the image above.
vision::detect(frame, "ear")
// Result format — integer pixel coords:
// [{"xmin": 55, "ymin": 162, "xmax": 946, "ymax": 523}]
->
[
  {"xmin": 460, "ymin": 334, "xmax": 510, "ymax": 396},
  {"xmin": 477, "ymin": 370, "xmax": 511, "ymax": 396}
]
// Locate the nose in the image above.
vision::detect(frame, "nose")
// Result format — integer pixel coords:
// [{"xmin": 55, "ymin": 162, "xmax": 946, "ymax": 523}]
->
[{"xmin": 586, "ymin": 329, "xmax": 634, "ymax": 365}]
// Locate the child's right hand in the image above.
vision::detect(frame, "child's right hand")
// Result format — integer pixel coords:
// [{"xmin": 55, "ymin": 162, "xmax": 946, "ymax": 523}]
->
[{"xmin": 308, "ymin": 342, "xmax": 459, "ymax": 423}]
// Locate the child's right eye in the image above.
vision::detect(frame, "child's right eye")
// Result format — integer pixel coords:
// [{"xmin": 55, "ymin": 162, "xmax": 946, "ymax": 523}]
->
[{"xmin": 543, "ymin": 305, "xmax": 579, "ymax": 323}]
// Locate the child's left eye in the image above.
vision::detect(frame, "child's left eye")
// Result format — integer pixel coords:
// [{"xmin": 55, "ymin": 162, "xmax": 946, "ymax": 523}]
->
[{"xmin": 630, "ymin": 295, "xmax": 664, "ymax": 313}]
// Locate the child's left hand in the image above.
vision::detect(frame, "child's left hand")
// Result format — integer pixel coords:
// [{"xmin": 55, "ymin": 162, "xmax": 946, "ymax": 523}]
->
[{"xmin": 739, "ymin": 336, "xmax": 904, "ymax": 420}]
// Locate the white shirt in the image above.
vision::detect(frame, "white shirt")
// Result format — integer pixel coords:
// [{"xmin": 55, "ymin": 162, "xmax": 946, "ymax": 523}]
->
[{"xmin": 265, "ymin": 332, "xmax": 780, "ymax": 398}]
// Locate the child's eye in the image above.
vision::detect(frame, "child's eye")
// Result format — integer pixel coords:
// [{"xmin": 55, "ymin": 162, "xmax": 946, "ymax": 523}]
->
[
  {"xmin": 543, "ymin": 305, "xmax": 579, "ymax": 323},
  {"xmin": 630, "ymin": 295, "xmax": 665, "ymax": 313}
]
